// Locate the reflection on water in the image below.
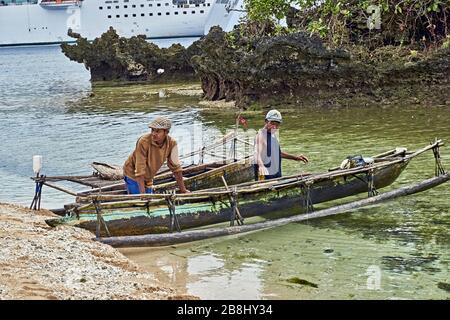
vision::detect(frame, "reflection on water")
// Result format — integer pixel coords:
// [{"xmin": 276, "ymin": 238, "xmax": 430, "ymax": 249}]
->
[{"xmin": 1, "ymin": 45, "xmax": 449, "ymax": 299}]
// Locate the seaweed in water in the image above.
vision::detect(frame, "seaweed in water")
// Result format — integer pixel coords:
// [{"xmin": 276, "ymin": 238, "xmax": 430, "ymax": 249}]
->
[
  {"xmin": 437, "ymin": 282, "xmax": 450, "ymax": 293},
  {"xmin": 381, "ymin": 254, "xmax": 441, "ymax": 273},
  {"xmin": 286, "ymin": 277, "xmax": 318, "ymax": 288}
]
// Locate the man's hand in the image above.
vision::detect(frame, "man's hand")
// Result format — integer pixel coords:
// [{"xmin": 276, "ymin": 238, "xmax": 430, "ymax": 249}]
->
[{"xmin": 295, "ymin": 154, "xmax": 309, "ymax": 164}]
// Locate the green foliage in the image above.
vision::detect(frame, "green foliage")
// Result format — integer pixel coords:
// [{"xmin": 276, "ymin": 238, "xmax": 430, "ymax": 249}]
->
[
  {"xmin": 245, "ymin": 0, "xmax": 292, "ymax": 22},
  {"xmin": 307, "ymin": 18, "xmax": 328, "ymax": 38},
  {"xmin": 244, "ymin": 0, "xmax": 450, "ymax": 48},
  {"xmin": 443, "ymin": 35, "xmax": 450, "ymax": 48}
]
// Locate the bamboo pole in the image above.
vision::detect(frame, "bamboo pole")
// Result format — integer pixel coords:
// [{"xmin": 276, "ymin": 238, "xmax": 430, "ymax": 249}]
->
[
  {"xmin": 97, "ymin": 173, "xmax": 450, "ymax": 247},
  {"xmin": 42, "ymin": 182, "xmax": 79, "ymax": 197}
]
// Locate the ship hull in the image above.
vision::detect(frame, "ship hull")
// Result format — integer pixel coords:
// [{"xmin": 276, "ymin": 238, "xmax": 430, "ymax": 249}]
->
[{"xmin": 0, "ymin": 0, "xmax": 239, "ymax": 46}]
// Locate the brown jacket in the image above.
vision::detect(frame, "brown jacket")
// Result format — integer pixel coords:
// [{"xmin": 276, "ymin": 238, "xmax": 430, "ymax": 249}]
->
[{"xmin": 123, "ymin": 133, "xmax": 182, "ymax": 187}]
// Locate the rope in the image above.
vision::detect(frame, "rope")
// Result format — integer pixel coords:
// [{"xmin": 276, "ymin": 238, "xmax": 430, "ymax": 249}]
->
[
  {"xmin": 300, "ymin": 182, "xmax": 314, "ymax": 213},
  {"xmin": 367, "ymin": 169, "xmax": 379, "ymax": 197},
  {"xmin": 432, "ymin": 144, "xmax": 446, "ymax": 176},
  {"xmin": 166, "ymin": 193, "xmax": 181, "ymax": 233}
]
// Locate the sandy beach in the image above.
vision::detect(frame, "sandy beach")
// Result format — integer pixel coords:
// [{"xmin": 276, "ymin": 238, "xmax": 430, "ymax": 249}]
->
[{"xmin": 0, "ymin": 203, "xmax": 196, "ymax": 300}]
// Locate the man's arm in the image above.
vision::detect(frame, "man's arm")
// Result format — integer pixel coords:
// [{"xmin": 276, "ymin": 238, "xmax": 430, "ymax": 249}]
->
[
  {"xmin": 135, "ymin": 175, "xmax": 146, "ymax": 194},
  {"xmin": 168, "ymin": 143, "xmax": 190, "ymax": 193},
  {"xmin": 281, "ymin": 151, "xmax": 309, "ymax": 163},
  {"xmin": 173, "ymin": 171, "xmax": 189, "ymax": 193}
]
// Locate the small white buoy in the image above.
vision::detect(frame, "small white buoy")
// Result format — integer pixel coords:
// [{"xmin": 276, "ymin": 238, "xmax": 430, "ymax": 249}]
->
[
  {"xmin": 157, "ymin": 68, "xmax": 165, "ymax": 75},
  {"xmin": 33, "ymin": 155, "xmax": 43, "ymax": 174}
]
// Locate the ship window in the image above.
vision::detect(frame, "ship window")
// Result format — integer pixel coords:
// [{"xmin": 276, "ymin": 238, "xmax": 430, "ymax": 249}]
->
[
  {"xmin": 108, "ymin": 15, "xmax": 112, "ymax": 18},
  {"xmin": 174, "ymin": 11, "xmax": 178, "ymax": 15},
  {"xmin": 200, "ymin": 10, "xmax": 203, "ymax": 13},
  {"xmin": 99, "ymin": 6, "xmax": 103, "ymax": 9},
  {"xmin": 116, "ymin": 14, "xmax": 120, "ymax": 17},
  {"xmin": 157, "ymin": 3, "xmax": 160, "ymax": 6},
  {"xmin": 132, "ymin": 4, "xmax": 136, "ymax": 7},
  {"xmin": 149, "ymin": 4, "xmax": 152, "ymax": 6},
  {"xmin": 124, "ymin": 14, "xmax": 128, "ymax": 17},
  {"xmin": 195, "ymin": 4, "xmax": 199, "ymax": 7},
  {"xmin": 124, "ymin": 5, "xmax": 127, "ymax": 7},
  {"xmin": 107, "ymin": 6, "xmax": 111, "ymax": 9},
  {"xmin": 165, "ymin": 3, "xmax": 169, "ymax": 5},
  {"xmin": 140, "ymin": 4, "xmax": 144, "ymax": 7},
  {"xmin": 157, "ymin": 12, "xmax": 161, "ymax": 15},
  {"xmin": 207, "ymin": 3, "xmax": 210, "ymax": 6},
  {"xmin": 132, "ymin": 13, "xmax": 136, "ymax": 17},
  {"xmin": 105, "ymin": 1, "xmax": 112, "ymax": 3},
  {"xmin": 183, "ymin": 11, "xmax": 186, "ymax": 14},
  {"xmin": 191, "ymin": 10, "xmax": 195, "ymax": 13},
  {"xmin": 124, "ymin": 0, "xmax": 129, "ymax": 2},
  {"xmin": 149, "ymin": 13, "xmax": 153, "ymax": 16},
  {"xmin": 166, "ymin": 12, "xmax": 169, "ymax": 15},
  {"xmin": 113, "ymin": 0, "xmax": 119, "ymax": 3},
  {"xmin": 115, "ymin": 5, "xmax": 119, "ymax": 8},
  {"xmin": 141, "ymin": 13, "xmax": 145, "ymax": 16}
]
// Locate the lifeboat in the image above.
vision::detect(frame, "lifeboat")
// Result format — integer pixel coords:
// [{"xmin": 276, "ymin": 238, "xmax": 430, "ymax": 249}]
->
[{"xmin": 39, "ymin": 0, "xmax": 82, "ymax": 8}]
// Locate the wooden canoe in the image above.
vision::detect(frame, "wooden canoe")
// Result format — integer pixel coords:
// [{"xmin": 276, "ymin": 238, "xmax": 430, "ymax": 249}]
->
[{"xmin": 45, "ymin": 142, "xmax": 442, "ymax": 237}]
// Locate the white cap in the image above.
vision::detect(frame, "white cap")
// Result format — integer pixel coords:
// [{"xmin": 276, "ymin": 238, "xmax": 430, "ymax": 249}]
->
[{"xmin": 265, "ymin": 109, "xmax": 282, "ymax": 123}]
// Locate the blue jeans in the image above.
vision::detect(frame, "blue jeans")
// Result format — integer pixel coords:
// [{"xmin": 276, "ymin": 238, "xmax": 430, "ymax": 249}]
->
[{"xmin": 124, "ymin": 176, "xmax": 154, "ymax": 194}]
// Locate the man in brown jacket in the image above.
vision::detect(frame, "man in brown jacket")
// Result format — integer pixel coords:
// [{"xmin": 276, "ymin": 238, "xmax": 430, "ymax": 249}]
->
[{"xmin": 123, "ymin": 116, "xmax": 189, "ymax": 194}]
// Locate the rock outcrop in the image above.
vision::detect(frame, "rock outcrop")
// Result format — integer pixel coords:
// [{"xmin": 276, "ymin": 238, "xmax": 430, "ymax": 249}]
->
[
  {"xmin": 61, "ymin": 27, "xmax": 196, "ymax": 82},
  {"xmin": 190, "ymin": 26, "xmax": 450, "ymax": 107},
  {"xmin": 62, "ymin": 25, "xmax": 450, "ymax": 108}
]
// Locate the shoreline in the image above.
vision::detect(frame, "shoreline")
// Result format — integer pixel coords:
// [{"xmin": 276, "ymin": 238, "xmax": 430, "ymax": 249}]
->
[{"xmin": 0, "ymin": 202, "xmax": 197, "ymax": 300}]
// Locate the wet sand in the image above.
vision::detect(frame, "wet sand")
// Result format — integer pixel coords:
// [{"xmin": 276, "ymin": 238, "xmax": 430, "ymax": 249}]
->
[{"xmin": 0, "ymin": 203, "xmax": 197, "ymax": 300}]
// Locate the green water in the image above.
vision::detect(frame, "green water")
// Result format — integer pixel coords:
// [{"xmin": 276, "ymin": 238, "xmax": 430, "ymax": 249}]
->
[
  {"xmin": 1, "ymin": 46, "xmax": 448, "ymax": 300},
  {"xmin": 122, "ymin": 104, "xmax": 450, "ymax": 300}
]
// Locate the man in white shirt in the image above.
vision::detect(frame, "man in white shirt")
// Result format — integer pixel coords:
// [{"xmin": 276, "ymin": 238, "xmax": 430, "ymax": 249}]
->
[{"xmin": 254, "ymin": 110, "xmax": 309, "ymax": 180}]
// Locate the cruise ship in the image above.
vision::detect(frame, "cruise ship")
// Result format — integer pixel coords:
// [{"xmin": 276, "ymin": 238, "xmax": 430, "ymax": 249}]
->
[{"xmin": 0, "ymin": 0, "xmax": 245, "ymax": 46}]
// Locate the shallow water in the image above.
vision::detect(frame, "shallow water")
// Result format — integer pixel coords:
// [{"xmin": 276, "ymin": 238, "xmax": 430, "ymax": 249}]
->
[{"xmin": 1, "ymin": 45, "xmax": 449, "ymax": 299}]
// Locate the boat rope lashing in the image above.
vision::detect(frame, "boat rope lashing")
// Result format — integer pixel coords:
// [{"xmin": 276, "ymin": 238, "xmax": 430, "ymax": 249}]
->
[
  {"xmin": 30, "ymin": 174, "xmax": 45, "ymax": 211},
  {"xmin": 229, "ymin": 188, "xmax": 244, "ymax": 226},
  {"xmin": 300, "ymin": 182, "xmax": 314, "ymax": 213},
  {"xmin": 367, "ymin": 169, "xmax": 379, "ymax": 197},
  {"xmin": 221, "ymin": 175, "xmax": 244, "ymax": 226},
  {"xmin": 432, "ymin": 144, "xmax": 446, "ymax": 176},
  {"xmin": 145, "ymin": 201, "xmax": 151, "ymax": 216},
  {"xmin": 93, "ymin": 200, "xmax": 110, "ymax": 238},
  {"xmin": 166, "ymin": 193, "xmax": 181, "ymax": 233}
]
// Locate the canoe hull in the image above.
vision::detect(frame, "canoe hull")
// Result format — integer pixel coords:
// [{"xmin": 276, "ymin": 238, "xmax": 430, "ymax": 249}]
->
[{"xmin": 50, "ymin": 161, "xmax": 408, "ymax": 237}]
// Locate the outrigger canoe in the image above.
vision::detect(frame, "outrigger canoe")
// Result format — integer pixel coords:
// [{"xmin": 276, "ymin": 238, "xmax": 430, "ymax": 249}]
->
[{"xmin": 45, "ymin": 140, "xmax": 447, "ymax": 237}]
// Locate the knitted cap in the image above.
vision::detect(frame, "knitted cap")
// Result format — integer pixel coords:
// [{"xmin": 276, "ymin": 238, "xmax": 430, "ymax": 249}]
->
[{"xmin": 148, "ymin": 116, "xmax": 172, "ymax": 130}]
